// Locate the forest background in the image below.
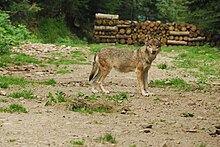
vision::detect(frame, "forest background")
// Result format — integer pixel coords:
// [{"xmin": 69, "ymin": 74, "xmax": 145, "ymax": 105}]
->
[{"xmin": 0, "ymin": 0, "xmax": 219, "ymax": 50}]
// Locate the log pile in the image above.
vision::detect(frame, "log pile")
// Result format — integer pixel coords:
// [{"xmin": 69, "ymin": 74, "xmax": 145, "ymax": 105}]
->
[
  {"xmin": 94, "ymin": 13, "xmax": 119, "ymax": 43},
  {"xmin": 166, "ymin": 23, "xmax": 206, "ymax": 46},
  {"xmin": 94, "ymin": 13, "xmax": 219, "ymax": 47}
]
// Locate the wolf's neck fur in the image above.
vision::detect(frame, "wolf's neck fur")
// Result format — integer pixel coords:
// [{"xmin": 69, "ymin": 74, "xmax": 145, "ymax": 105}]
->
[{"xmin": 136, "ymin": 46, "xmax": 156, "ymax": 64}]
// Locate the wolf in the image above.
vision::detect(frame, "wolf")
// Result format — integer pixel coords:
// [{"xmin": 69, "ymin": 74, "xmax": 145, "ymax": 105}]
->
[{"xmin": 89, "ymin": 39, "xmax": 161, "ymax": 96}]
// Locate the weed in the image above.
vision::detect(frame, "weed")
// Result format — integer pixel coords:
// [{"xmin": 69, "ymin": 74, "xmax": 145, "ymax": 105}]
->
[
  {"xmin": 77, "ymin": 92, "xmax": 85, "ymax": 97},
  {"xmin": 7, "ymin": 139, "xmax": 16, "ymax": 142},
  {"xmin": 180, "ymin": 112, "xmax": 194, "ymax": 117},
  {"xmin": 95, "ymin": 133, "xmax": 116, "ymax": 144},
  {"xmin": 0, "ymin": 103, "xmax": 27, "ymax": 113},
  {"xmin": 106, "ymin": 92, "xmax": 129, "ymax": 103},
  {"xmin": 8, "ymin": 90, "xmax": 34, "ymax": 99},
  {"xmin": 150, "ymin": 78, "xmax": 192, "ymax": 91},
  {"xmin": 157, "ymin": 63, "xmax": 168, "ymax": 69},
  {"xmin": 215, "ymin": 105, "xmax": 220, "ymax": 110},
  {"xmin": 70, "ymin": 140, "xmax": 84, "ymax": 146},
  {"xmin": 129, "ymin": 144, "xmax": 137, "ymax": 147},
  {"xmin": 197, "ymin": 143, "xmax": 206, "ymax": 147},
  {"xmin": 153, "ymin": 97, "xmax": 161, "ymax": 103},
  {"xmin": 45, "ymin": 90, "xmax": 67, "ymax": 106}
]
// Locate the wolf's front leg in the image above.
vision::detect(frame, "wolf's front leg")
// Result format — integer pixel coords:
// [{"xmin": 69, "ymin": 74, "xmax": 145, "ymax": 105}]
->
[
  {"xmin": 144, "ymin": 69, "xmax": 155, "ymax": 96},
  {"xmin": 137, "ymin": 67, "xmax": 149, "ymax": 96}
]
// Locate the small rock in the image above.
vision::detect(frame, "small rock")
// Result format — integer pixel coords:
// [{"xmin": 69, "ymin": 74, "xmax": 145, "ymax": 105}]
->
[
  {"xmin": 141, "ymin": 124, "xmax": 153, "ymax": 129},
  {"xmin": 0, "ymin": 90, "xmax": 6, "ymax": 96},
  {"xmin": 139, "ymin": 129, "xmax": 151, "ymax": 133}
]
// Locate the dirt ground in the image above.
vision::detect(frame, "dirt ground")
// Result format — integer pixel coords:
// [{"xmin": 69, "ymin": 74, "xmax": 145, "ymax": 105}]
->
[{"xmin": 0, "ymin": 44, "xmax": 219, "ymax": 147}]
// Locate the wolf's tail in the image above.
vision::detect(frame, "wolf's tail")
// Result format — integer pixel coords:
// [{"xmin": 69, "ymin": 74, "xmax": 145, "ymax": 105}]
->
[{"xmin": 89, "ymin": 54, "xmax": 98, "ymax": 81}]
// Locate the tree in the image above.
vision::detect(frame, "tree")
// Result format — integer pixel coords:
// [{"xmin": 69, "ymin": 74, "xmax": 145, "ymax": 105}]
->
[
  {"xmin": 156, "ymin": 0, "xmax": 188, "ymax": 23},
  {"xmin": 187, "ymin": 0, "xmax": 220, "ymax": 33}
]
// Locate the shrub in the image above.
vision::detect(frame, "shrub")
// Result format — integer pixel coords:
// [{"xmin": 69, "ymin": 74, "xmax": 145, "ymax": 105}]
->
[{"xmin": 0, "ymin": 11, "xmax": 35, "ymax": 54}]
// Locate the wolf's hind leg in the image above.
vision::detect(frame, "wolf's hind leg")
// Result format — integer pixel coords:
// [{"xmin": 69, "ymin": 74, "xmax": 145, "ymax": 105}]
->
[{"xmin": 97, "ymin": 67, "xmax": 111, "ymax": 94}]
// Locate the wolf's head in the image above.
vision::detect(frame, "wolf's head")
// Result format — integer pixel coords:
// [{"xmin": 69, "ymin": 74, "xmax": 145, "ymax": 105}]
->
[{"xmin": 145, "ymin": 39, "xmax": 161, "ymax": 55}]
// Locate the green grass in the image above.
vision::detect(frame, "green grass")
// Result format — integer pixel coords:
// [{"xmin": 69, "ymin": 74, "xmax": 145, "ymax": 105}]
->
[
  {"xmin": 0, "ymin": 99, "xmax": 8, "ymax": 102},
  {"xmin": 150, "ymin": 78, "xmax": 192, "ymax": 91},
  {"xmin": 8, "ymin": 90, "xmax": 34, "ymax": 99},
  {"xmin": 47, "ymin": 50, "xmax": 88, "ymax": 65},
  {"xmin": 0, "ymin": 76, "xmax": 56, "ymax": 88},
  {"xmin": 95, "ymin": 133, "xmax": 116, "ymax": 144},
  {"xmin": 70, "ymin": 140, "xmax": 85, "ymax": 146},
  {"xmin": 0, "ymin": 52, "xmax": 41, "ymax": 66},
  {"xmin": 162, "ymin": 45, "xmax": 220, "ymax": 78},
  {"xmin": 56, "ymin": 69, "xmax": 71, "ymax": 74},
  {"xmin": 0, "ymin": 103, "xmax": 27, "ymax": 113},
  {"xmin": 89, "ymin": 44, "xmax": 110, "ymax": 54}
]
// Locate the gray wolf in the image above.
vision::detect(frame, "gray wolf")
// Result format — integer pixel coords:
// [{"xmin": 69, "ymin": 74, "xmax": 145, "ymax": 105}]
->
[{"xmin": 89, "ymin": 39, "xmax": 161, "ymax": 96}]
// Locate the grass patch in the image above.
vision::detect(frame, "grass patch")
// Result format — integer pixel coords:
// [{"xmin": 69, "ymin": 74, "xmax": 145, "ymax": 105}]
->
[
  {"xmin": 95, "ymin": 133, "xmax": 116, "ymax": 144},
  {"xmin": 0, "ymin": 103, "xmax": 27, "ymax": 113},
  {"xmin": 56, "ymin": 69, "xmax": 70, "ymax": 74},
  {"xmin": 7, "ymin": 139, "xmax": 17, "ymax": 142},
  {"xmin": 150, "ymin": 78, "xmax": 192, "ymax": 91},
  {"xmin": 8, "ymin": 90, "xmax": 34, "ymax": 99},
  {"xmin": 0, "ymin": 76, "xmax": 56, "ymax": 88},
  {"xmin": 70, "ymin": 140, "xmax": 85, "ymax": 146},
  {"xmin": 0, "ymin": 99, "xmax": 8, "ymax": 102},
  {"xmin": 47, "ymin": 50, "xmax": 88, "ymax": 65},
  {"xmin": 162, "ymin": 45, "xmax": 220, "ymax": 79},
  {"xmin": 89, "ymin": 44, "xmax": 109, "ymax": 54},
  {"xmin": 0, "ymin": 52, "xmax": 41, "ymax": 66},
  {"xmin": 157, "ymin": 63, "xmax": 168, "ymax": 69}
]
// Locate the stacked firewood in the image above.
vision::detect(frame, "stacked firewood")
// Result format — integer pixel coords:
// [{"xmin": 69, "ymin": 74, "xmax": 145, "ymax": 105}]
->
[
  {"xmin": 94, "ymin": 13, "xmax": 119, "ymax": 43},
  {"xmin": 166, "ymin": 23, "xmax": 206, "ymax": 46},
  {"xmin": 94, "ymin": 13, "xmax": 219, "ymax": 46},
  {"xmin": 117, "ymin": 20, "xmax": 135, "ymax": 45}
]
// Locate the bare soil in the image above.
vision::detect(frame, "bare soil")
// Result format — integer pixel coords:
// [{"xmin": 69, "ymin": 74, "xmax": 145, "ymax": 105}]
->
[{"xmin": 0, "ymin": 44, "xmax": 219, "ymax": 147}]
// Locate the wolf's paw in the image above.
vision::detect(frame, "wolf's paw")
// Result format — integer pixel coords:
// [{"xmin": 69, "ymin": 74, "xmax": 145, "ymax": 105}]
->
[{"xmin": 142, "ymin": 91, "xmax": 155, "ymax": 97}]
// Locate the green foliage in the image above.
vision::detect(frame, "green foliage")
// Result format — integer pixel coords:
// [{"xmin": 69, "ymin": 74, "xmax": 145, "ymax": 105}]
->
[
  {"xmin": 73, "ymin": 107, "xmax": 111, "ymax": 114},
  {"xmin": 95, "ymin": 133, "xmax": 117, "ymax": 144},
  {"xmin": 0, "ymin": 11, "xmax": 35, "ymax": 54},
  {"xmin": 35, "ymin": 17, "xmax": 86, "ymax": 45},
  {"xmin": 150, "ymin": 78, "xmax": 192, "ymax": 91},
  {"xmin": 38, "ymin": 79, "xmax": 56, "ymax": 86},
  {"xmin": 0, "ymin": 103, "xmax": 27, "ymax": 113},
  {"xmin": 8, "ymin": 90, "xmax": 34, "ymax": 99}
]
